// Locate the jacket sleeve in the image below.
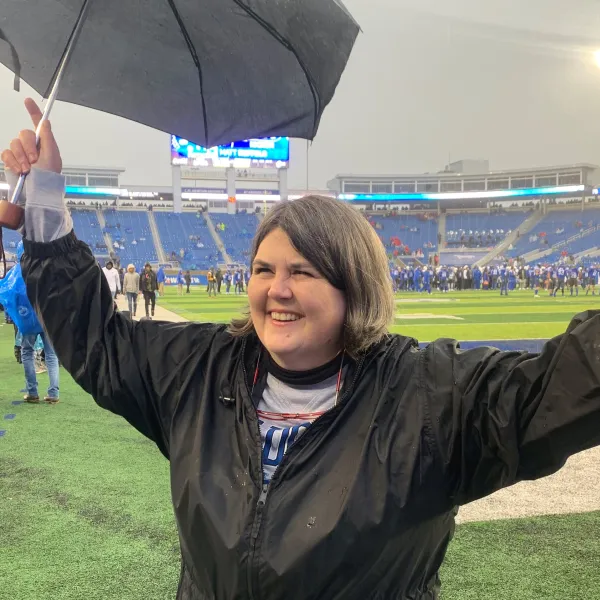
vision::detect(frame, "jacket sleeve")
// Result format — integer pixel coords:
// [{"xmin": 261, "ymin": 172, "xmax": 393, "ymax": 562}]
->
[
  {"xmin": 423, "ymin": 311, "xmax": 600, "ymax": 506},
  {"xmin": 21, "ymin": 232, "xmax": 227, "ymax": 459}
]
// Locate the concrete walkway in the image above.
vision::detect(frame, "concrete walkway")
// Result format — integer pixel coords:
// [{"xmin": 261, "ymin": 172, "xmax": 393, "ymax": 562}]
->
[{"xmin": 116, "ymin": 294, "xmax": 188, "ymax": 323}]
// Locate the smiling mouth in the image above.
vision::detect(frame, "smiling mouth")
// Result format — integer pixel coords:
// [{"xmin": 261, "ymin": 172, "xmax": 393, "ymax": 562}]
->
[{"xmin": 269, "ymin": 311, "xmax": 304, "ymax": 323}]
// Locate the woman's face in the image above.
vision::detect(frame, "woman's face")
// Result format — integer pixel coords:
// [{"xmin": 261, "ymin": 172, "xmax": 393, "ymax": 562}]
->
[{"xmin": 248, "ymin": 228, "xmax": 346, "ymax": 371}]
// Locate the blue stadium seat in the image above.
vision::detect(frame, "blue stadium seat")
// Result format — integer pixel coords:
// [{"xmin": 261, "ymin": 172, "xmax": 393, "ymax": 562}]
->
[
  {"xmin": 367, "ymin": 214, "xmax": 438, "ymax": 259},
  {"xmin": 154, "ymin": 211, "xmax": 222, "ymax": 270},
  {"xmin": 507, "ymin": 208, "xmax": 600, "ymax": 258},
  {"xmin": 211, "ymin": 213, "xmax": 258, "ymax": 265},
  {"xmin": 104, "ymin": 209, "xmax": 157, "ymax": 269}
]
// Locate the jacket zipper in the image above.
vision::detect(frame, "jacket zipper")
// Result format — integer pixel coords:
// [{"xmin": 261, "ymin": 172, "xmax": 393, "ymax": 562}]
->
[{"xmin": 242, "ymin": 345, "xmax": 365, "ymax": 600}]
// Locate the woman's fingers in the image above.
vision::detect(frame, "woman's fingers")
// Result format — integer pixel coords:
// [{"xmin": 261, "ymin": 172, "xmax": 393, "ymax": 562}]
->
[
  {"xmin": 19, "ymin": 129, "xmax": 38, "ymax": 164},
  {"xmin": 1, "ymin": 149, "xmax": 21, "ymax": 175},
  {"xmin": 9, "ymin": 138, "xmax": 30, "ymax": 173},
  {"xmin": 24, "ymin": 97, "xmax": 43, "ymax": 130}
]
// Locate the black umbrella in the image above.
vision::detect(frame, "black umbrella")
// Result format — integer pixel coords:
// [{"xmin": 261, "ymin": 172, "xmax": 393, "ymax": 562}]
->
[{"xmin": 0, "ymin": 0, "xmax": 360, "ymax": 230}]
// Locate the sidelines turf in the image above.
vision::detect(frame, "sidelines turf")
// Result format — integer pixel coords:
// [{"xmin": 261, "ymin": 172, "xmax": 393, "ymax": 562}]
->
[
  {"xmin": 156, "ymin": 286, "xmax": 599, "ymax": 342},
  {"xmin": 1, "ymin": 288, "xmax": 599, "ymax": 599}
]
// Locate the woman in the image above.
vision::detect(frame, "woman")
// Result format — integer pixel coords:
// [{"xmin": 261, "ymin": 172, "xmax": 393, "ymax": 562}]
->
[
  {"xmin": 123, "ymin": 264, "xmax": 140, "ymax": 316},
  {"xmin": 3, "ymin": 100, "xmax": 600, "ymax": 600}
]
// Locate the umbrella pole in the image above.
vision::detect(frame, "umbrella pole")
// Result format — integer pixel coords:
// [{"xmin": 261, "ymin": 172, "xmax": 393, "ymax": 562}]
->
[{"xmin": 7, "ymin": 0, "xmax": 94, "ymax": 212}]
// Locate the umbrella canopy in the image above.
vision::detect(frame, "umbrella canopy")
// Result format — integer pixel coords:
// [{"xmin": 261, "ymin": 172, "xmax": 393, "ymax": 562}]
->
[{"xmin": 0, "ymin": 0, "xmax": 359, "ymax": 147}]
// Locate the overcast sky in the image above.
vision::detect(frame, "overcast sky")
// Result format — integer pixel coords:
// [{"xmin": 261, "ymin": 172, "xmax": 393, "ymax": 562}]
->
[{"xmin": 1, "ymin": 0, "xmax": 600, "ymax": 189}]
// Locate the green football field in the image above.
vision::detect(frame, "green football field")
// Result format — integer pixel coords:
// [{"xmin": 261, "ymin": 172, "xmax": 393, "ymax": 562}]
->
[
  {"xmin": 1, "ymin": 287, "xmax": 599, "ymax": 600},
  {"xmin": 156, "ymin": 286, "xmax": 599, "ymax": 343}
]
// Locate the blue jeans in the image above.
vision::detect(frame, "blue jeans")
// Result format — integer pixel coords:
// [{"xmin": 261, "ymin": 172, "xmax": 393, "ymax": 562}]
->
[
  {"xmin": 21, "ymin": 333, "xmax": 60, "ymax": 399},
  {"xmin": 126, "ymin": 291, "xmax": 138, "ymax": 314}
]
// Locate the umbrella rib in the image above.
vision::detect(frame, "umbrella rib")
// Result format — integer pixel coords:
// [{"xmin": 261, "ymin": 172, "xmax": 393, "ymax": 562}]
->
[
  {"xmin": 232, "ymin": 0, "xmax": 320, "ymax": 139},
  {"xmin": 0, "ymin": 27, "xmax": 21, "ymax": 92},
  {"xmin": 166, "ymin": 0, "xmax": 209, "ymax": 146}
]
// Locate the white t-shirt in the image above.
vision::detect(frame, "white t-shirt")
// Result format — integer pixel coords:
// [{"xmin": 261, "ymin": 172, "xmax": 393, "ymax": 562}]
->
[{"xmin": 257, "ymin": 372, "xmax": 338, "ymax": 485}]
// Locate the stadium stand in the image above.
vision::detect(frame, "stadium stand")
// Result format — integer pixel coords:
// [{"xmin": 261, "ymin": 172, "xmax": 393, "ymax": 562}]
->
[
  {"xmin": 445, "ymin": 211, "xmax": 530, "ymax": 248},
  {"xmin": 70, "ymin": 209, "xmax": 107, "ymax": 254},
  {"xmin": 366, "ymin": 213, "xmax": 438, "ymax": 259},
  {"xmin": 506, "ymin": 208, "xmax": 600, "ymax": 259},
  {"xmin": 211, "ymin": 212, "xmax": 257, "ymax": 265},
  {"xmin": 154, "ymin": 211, "xmax": 222, "ymax": 270},
  {"xmin": 0, "ymin": 227, "xmax": 22, "ymax": 254},
  {"xmin": 103, "ymin": 209, "xmax": 157, "ymax": 268}
]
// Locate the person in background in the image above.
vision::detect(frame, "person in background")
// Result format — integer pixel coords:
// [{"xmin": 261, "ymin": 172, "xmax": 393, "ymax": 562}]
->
[
  {"xmin": 185, "ymin": 270, "xmax": 192, "ymax": 294},
  {"xmin": 20, "ymin": 328, "xmax": 60, "ymax": 404},
  {"xmin": 215, "ymin": 267, "xmax": 223, "ymax": 294},
  {"xmin": 123, "ymin": 264, "xmax": 140, "ymax": 316},
  {"xmin": 224, "ymin": 269, "xmax": 232, "ymax": 294},
  {"xmin": 233, "ymin": 269, "xmax": 241, "ymax": 295},
  {"xmin": 140, "ymin": 263, "xmax": 158, "ymax": 318},
  {"xmin": 156, "ymin": 266, "xmax": 166, "ymax": 296},
  {"xmin": 177, "ymin": 269, "xmax": 184, "ymax": 296},
  {"xmin": 207, "ymin": 268, "xmax": 216, "ymax": 297},
  {"xmin": 102, "ymin": 260, "xmax": 121, "ymax": 299},
  {"xmin": 118, "ymin": 266, "xmax": 125, "ymax": 294}
]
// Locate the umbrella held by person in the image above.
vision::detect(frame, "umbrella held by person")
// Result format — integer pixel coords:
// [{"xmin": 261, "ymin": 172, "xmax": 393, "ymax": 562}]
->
[{"xmin": 3, "ymin": 99, "xmax": 600, "ymax": 600}]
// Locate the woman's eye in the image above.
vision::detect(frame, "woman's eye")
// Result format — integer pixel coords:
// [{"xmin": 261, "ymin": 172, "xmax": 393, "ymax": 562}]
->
[
  {"xmin": 293, "ymin": 270, "xmax": 313, "ymax": 277},
  {"xmin": 254, "ymin": 267, "xmax": 270, "ymax": 274}
]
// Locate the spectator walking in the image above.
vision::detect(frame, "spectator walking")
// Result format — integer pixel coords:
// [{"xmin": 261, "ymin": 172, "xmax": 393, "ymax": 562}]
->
[
  {"xmin": 123, "ymin": 264, "xmax": 140, "ymax": 316},
  {"xmin": 102, "ymin": 260, "xmax": 121, "ymax": 299},
  {"xmin": 140, "ymin": 263, "xmax": 158, "ymax": 318}
]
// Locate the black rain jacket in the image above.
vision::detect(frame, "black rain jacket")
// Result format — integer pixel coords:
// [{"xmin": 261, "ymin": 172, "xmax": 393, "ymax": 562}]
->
[{"xmin": 22, "ymin": 232, "xmax": 600, "ymax": 600}]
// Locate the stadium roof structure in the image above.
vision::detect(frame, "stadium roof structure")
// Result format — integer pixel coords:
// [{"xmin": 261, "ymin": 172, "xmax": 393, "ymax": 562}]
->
[{"xmin": 330, "ymin": 163, "xmax": 598, "ymax": 182}]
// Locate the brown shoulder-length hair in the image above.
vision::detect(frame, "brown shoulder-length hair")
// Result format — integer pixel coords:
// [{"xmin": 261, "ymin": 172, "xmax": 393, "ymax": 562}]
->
[{"xmin": 228, "ymin": 195, "xmax": 395, "ymax": 357}]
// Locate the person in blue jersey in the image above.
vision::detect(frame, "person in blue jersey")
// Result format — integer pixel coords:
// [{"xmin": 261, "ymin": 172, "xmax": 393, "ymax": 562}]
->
[
  {"xmin": 422, "ymin": 267, "xmax": 432, "ymax": 295},
  {"xmin": 568, "ymin": 265, "xmax": 579, "ymax": 296},
  {"xmin": 413, "ymin": 266, "xmax": 422, "ymax": 293},
  {"xmin": 533, "ymin": 266, "xmax": 541, "ymax": 298},
  {"xmin": 586, "ymin": 265, "xmax": 598, "ymax": 296},
  {"xmin": 508, "ymin": 267, "xmax": 517, "ymax": 292},
  {"xmin": 472, "ymin": 266, "xmax": 482, "ymax": 290},
  {"xmin": 233, "ymin": 269, "xmax": 241, "ymax": 295},
  {"xmin": 391, "ymin": 268, "xmax": 399, "ymax": 293},
  {"xmin": 223, "ymin": 269, "xmax": 232, "ymax": 294},
  {"xmin": 554, "ymin": 264, "xmax": 567, "ymax": 297},
  {"xmin": 7, "ymin": 99, "xmax": 600, "ymax": 600},
  {"xmin": 499, "ymin": 264, "xmax": 508, "ymax": 296}
]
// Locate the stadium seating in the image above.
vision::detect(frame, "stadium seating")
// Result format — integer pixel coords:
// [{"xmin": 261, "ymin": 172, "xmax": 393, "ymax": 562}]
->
[
  {"xmin": 70, "ymin": 209, "xmax": 107, "ymax": 254},
  {"xmin": 0, "ymin": 227, "xmax": 22, "ymax": 254},
  {"xmin": 211, "ymin": 212, "xmax": 257, "ymax": 264},
  {"xmin": 103, "ymin": 209, "xmax": 157, "ymax": 268},
  {"xmin": 507, "ymin": 208, "xmax": 600, "ymax": 258},
  {"xmin": 154, "ymin": 211, "xmax": 221, "ymax": 270},
  {"xmin": 367, "ymin": 214, "xmax": 438, "ymax": 259},
  {"xmin": 445, "ymin": 212, "xmax": 529, "ymax": 248}
]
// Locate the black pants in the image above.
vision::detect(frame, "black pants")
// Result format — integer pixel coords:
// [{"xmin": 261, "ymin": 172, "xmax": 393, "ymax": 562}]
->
[
  {"xmin": 186, "ymin": 284, "xmax": 190, "ymax": 293},
  {"xmin": 143, "ymin": 291, "xmax": 156, "ymax": 316}
]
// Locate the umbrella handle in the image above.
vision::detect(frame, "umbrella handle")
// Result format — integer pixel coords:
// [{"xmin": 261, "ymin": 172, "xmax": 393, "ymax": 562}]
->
[{"xmin": 9, "ymin": 0, "xmax": 93, "ymax": 206}]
